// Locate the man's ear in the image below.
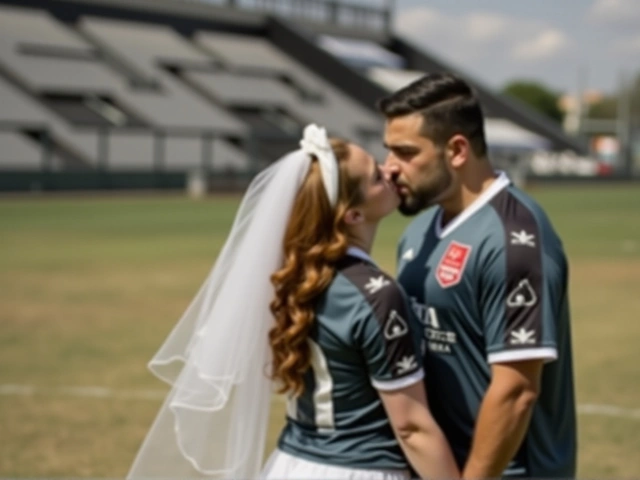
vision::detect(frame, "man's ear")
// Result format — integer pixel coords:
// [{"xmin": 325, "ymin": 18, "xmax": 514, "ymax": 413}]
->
[
  {"xmin": 344, "ymin": 207, "xmax": 364, "ymax": 226},
  {"xmin": 447, "ymin": 134, "xmax": 470, "ymax": 169}
]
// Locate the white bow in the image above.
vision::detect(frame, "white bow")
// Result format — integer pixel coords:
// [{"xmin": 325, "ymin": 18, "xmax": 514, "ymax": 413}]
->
[{"xmin": 299, "ymin": 124, "xmax": 339, "ymax": 207}]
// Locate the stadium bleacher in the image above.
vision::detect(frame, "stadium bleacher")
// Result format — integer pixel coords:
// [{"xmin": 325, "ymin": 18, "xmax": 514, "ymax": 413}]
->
[{"xmin": 0, "ymin": 0, "xmax": 587, "ymax": 191}]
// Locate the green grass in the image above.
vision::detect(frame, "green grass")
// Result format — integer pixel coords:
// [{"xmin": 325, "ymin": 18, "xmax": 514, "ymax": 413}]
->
[
  {"xmin": 526, "ymin": 184, "xmax": 640, "ymax": 259},
  {"xmin": 0, "ymin": 185, "xmax": 639, "ymax": 478}
]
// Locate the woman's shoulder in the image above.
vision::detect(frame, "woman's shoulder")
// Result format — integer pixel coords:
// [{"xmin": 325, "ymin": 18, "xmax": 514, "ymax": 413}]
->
[{"xmin": 334, "ymin": 257, "xmax": 407, "ymax": 306}]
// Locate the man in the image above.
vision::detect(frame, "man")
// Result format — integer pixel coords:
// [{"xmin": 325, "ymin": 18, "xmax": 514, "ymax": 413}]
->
[{"xmin": 378, "ymin": 72, "xmax": 577, "ymax": 479}]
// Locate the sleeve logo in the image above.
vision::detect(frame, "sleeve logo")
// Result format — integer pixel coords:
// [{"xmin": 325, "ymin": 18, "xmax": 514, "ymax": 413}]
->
[
  {"xmin": 510, "ymin": 230, "xmax": 536, "ymax": 247},
  {"xmin": 506, "ymin": 279, "xmax": 537, "ymax": 307},
  {"xmin": 510, "ymin": 327, "xmax": 536, "ymax": 345},
  {"xmin": 395, "ymin": 355, "xmax": 418, "ymax": 374},
  {"xmin": 402, "ymin": 248, "xmax": 415, "ymax": 261},
  {"xmin": 364, "ymin": 275, "xmax": 391, "ymax": 295},
  {"xmin": 436, "ymin": 241, "xmax": 472, "ymax": 288},
  {"xmin": 384, "ymin": 310, "xmax": 409, "ymax": 340}
]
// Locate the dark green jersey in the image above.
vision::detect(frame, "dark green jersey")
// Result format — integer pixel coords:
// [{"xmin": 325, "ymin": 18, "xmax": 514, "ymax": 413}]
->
[
  {"xmin": 278, "ymin": 249, "xmax": 424, "ymax": 470},
  {"xmin": 397, "ymin": 173, "xmax": 576, "ymax": 478}
]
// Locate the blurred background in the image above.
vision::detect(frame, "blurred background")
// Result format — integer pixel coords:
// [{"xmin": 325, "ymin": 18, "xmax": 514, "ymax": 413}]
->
[{"xmin": 0, "ymin": 0, "xmax": 638, "ymax": 478}]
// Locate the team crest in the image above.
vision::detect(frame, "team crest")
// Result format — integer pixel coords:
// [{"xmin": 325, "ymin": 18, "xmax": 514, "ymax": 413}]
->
[{"xmin": 435, "ymin": 241, "xmax": 472, "ymax": 288}]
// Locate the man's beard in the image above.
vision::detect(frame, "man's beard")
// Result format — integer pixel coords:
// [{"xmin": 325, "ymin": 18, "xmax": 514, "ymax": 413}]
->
[{"xmin": 398, "ymin": 159, "xmax": 453, "ymax": 216}]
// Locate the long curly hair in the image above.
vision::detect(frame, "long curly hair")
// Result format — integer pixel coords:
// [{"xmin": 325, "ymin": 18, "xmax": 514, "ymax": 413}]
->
[{"xmin": 269, "ymin": 138, "xmax": 364, "ymax": 396}]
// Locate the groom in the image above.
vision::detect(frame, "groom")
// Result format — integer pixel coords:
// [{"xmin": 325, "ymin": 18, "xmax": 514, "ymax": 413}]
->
[{"xmin": 378, "ymin": 72, "xmax": 577, "ymax": 479}]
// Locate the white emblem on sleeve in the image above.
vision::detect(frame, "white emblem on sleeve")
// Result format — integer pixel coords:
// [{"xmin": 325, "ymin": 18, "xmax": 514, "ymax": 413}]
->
[
  {"xmin": 510, "ymin": 230, "xmax": 536, "ymax": 247},
  {"xmin": 384, "ymin": 310, "xmax": 409, "ymax": 340},
  {"xmin": 396, "ymin": 355, "xmax": 418, "ymax": 374},
  {"xmin": 506, "ymin": 279, "xmax": 538, "ymax": 307},
  {"xmin": 364, "ymin": 275, "xmax": 391, "ymax": 294},
  {"xmin": 510, "ymin": 328, "xmax": 536, "ymax": 345},
  {"xmin": 402, "ymin": 248, "xmax": 415, "ymax": 261}
]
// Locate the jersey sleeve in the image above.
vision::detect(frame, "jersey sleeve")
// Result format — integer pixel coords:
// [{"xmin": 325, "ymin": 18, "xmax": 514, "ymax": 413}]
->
[
  {"xmin": 480, "ymin": 229, "xmax": 566, "ymax": 365},
  {"xmin": 353, "ymin": 279, "xmax": 424, "ymax": 391}
]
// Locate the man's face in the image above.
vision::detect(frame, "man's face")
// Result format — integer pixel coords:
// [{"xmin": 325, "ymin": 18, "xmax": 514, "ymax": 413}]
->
[{"xmin": 382, "ymin": 113, "xmax": 454, "ymax": 216}]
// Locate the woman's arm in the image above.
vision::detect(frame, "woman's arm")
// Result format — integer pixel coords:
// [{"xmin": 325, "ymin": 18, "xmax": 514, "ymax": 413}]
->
[{"xmin": 379, "ymin": 382, "xmax": 460, "ymax": 480}]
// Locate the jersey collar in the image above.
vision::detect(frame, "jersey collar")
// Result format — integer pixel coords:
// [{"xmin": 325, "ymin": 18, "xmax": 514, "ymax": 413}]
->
[
  {"xmin": 346, "ymin": 246, "xmax": 376, "ymax": 265},
  {"xmin": 435, "ymin": 171, "xmax": 511, "ymax": 239}
]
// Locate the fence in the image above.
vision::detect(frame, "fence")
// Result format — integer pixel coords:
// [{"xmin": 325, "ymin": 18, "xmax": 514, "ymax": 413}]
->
[
  {"xmin": 187, "ymin": 0, "xmax": 394, "ymax": 33},
  {"xmin": 0, "ymin": 121, "xmax": 297, "ymax": 192}
]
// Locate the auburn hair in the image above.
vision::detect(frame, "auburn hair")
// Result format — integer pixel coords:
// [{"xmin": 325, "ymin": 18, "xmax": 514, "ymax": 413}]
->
[{"xmin": 269, "ymin": 138, "xmax": 363, "ymax": 397}]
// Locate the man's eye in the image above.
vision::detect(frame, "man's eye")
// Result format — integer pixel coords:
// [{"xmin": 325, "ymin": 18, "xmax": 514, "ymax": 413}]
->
[{"xmin": 397, "ymin": 149, "xmax": 415, "ymax": 157}]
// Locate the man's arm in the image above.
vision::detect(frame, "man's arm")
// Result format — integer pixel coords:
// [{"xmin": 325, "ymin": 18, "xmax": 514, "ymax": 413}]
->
[{"xmin": 462, "ymin": 359, "xmax": 542, "ymax": 480}]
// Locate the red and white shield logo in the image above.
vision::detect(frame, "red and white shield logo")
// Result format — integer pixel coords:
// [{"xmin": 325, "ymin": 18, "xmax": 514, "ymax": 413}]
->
[{"xmin": 436, "ymin": 241, "xmax": 472, "ymax": 288}]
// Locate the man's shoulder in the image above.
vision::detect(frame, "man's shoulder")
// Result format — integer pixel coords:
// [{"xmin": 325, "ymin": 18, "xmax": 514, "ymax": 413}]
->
[
  {"xmin": 489, "ymin": 185, "xmax": 560, "ymax": 237},
  {"xmin": 483, "ymin": 185, "xmax": 567, "ymax": 269}
]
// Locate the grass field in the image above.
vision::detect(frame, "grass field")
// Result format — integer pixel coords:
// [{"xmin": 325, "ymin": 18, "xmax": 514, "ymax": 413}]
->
[{"xmin": 1, "ymin": 185, "xmax": 639, "ymax": 478}]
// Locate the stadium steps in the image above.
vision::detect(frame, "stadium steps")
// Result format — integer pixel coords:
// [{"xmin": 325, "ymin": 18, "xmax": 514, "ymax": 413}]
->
[
  {"xmin": 0, "ymin": 63, "xmax": 96, "ymax": 170},
  {"xmin": 266, "ymin": 17, "xmax": 389, "ymax": 116},
  {"xmin": 72, "ymin": 22, "xmax": 160, "ymax": 91}
]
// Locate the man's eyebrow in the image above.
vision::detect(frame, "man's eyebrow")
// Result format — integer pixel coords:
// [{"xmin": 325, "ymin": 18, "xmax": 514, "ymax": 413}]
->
[{"xmin": 385, "ymin": 143, "xmax": 418, "ymax": 150}]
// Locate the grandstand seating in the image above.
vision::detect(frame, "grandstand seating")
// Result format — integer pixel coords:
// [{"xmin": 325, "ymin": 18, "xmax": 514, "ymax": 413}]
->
[
  {"xmin": 0, "ymin": 2, "xmax": 387, "ymax": 180},
  {"xmin": 0, "ymin": 0, "xmax": 586, "ymax": 190},
  {"xmin": 192, "ymin": 31, "xmax": 383, "ymax": 154}
]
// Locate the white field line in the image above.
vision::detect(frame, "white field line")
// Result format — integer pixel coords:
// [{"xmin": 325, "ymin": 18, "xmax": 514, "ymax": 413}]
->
[
  {"xmin": 1, "ymin": 384, "xmax": 639, "ymax": 420},
  {"xmin": 577, "ymin": 403, "xmax": 640, "ymax": 419},
  {"xmin": 0, "ymin": 384, "xmax": 166, "ymax": 400}
]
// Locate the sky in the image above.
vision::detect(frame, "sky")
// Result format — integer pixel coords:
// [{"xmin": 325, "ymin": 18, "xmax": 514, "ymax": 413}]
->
[{"xmin": 390, "ymin": 0, "xmax": 640, "ymax": 96}]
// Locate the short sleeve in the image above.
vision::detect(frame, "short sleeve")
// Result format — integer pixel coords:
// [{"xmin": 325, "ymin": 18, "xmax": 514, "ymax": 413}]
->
[
  {"xmin": 480, "ymin": 239, "xmax": 563, "ymax": 365},
  {"xmin": 353, "ymin": 279, "xmax": 424, "ymax": 391}
]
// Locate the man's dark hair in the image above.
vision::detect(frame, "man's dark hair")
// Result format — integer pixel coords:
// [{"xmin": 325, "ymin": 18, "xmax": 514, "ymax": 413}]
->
[{"xmin": 377, "ymin": 72, "xmax": 487, "ymax": 157}]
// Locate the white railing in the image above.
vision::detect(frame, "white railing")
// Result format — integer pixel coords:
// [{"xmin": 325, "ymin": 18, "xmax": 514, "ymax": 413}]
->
[{"xmin": 184, "ymin": 0, "xmax": 393, "ymax": 32}]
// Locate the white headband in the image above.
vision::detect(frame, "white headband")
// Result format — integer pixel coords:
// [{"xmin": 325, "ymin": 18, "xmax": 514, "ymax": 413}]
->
[{"xmin": 299, "ymin": 124, "xmax": 339, "ymax": 207}]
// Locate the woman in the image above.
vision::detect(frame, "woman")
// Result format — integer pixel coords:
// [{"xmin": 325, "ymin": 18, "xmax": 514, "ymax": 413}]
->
[{"xmin": 127, "ymin": 125, "xmax": 459, "ymax": 480}]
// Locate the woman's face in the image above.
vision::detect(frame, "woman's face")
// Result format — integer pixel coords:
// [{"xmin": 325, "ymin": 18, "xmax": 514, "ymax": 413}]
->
[{"xmin": 346, "ymin": 143, "xmax": 400, "ymax": 224}]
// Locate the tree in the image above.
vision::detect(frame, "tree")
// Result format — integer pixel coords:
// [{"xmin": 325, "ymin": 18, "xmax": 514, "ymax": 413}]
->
[
  {"xmin": 588, "ymin": 71, "xmax": 640, "ymax": 120},
  {"xmin": 502, "ymin": 80, "xmax": 564, "ymax": 123},
  {"xmin": 588, "ymin": 95, "xmax": 617, "ymax": 119}
]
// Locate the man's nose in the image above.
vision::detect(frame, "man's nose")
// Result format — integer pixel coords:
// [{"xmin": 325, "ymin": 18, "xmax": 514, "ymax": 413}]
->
[
  {"xmin": 381, "ymin": 156, "xmax": 399, "ymax": 180},
  {"xmin": 383, "ymin": 150, "xmax": 401, "ymax": 168}
]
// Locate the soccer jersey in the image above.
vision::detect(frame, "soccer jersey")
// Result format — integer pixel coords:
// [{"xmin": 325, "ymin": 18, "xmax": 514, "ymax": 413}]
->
[
  {"xmin": 396, "ymin": 173, "xmax": 576, "ymax": 478},
  {"xmin": 278, "ymin": 248, "xmax": 424, "ymax": 470}
]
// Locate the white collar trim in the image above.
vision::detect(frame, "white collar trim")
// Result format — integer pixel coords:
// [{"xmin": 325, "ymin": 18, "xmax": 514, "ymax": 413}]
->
[
  {"xmin": 435, "ymin": 171, "xmax": 511, "ymax": 238},
  {"xmin": 347, "ymin": 246, "xmax": 375, "ymax": 265}
]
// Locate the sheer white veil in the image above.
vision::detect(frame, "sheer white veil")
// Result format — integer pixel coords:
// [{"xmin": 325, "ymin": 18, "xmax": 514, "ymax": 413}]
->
[{"xmin": 127, "ymin": 125, "xmax": 338, "ymax": 479}]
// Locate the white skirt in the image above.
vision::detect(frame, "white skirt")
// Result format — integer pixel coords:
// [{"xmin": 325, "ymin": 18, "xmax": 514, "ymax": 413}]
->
[{"xmin": 259, "ymin": 449, "xmax": 411, "ymax": 480}]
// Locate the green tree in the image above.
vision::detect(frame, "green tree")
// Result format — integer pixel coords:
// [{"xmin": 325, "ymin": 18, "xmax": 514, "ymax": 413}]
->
[
  {"xmin": 502, "ymin": 80, "xmax": 564, "ymax": 123},
  {"xmin": 588, "ymin": 72, "xmax": 640, "ymax": 120},
  {"xmin": 588, "ymin": 95, "xmax": 617, "ymax": 119}
]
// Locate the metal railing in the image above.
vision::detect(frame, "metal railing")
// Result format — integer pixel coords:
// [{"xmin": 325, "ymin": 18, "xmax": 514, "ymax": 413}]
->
[
  {"xmin": 185, "ymin": 0, "xmax": 394, "ymax": 32},
  {"xmin": 1, "ymin": 121, "xmax": 244, "ymax": 171},
  {"xmin": 0, "ymin": 120, "xmax": 299, "ymax": 174},
  {"xmin": 0, "ymin": 120, "xmax": 53, "ymax": 172},
  {"xmin": 0, "ymin": 121, "xmax": 299, "ymax": 191}
]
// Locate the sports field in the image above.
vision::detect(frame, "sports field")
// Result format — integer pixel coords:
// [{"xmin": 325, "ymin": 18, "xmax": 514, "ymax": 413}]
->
[{"xmin": 1, "ymin": 184, "xmax": 639, "ymax": 478}]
